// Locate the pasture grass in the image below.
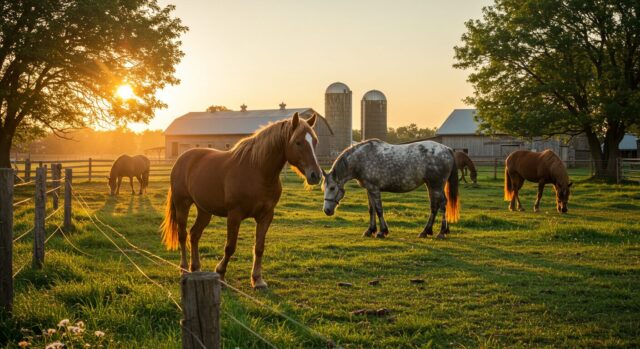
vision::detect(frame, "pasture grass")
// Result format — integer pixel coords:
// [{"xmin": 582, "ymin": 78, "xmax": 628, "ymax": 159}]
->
[{"xmin": 2, "ymin": 169, "xmax": 640, "ymax": 348}]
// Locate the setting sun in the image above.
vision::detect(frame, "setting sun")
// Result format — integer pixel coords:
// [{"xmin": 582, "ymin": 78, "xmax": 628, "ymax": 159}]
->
[{"xmin": 116, "ymin": 84, "xmax": 135, "ymax": 100}]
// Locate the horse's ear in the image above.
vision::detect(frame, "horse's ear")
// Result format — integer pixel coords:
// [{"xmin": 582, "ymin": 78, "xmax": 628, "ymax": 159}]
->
[
  {"xmin": 291, "ymin": 112, "xmax": 299, "ymax": 129},
  {"xmin": 306, "ymin": 114, "xmax": 317, "ymax": 128},
  {"xmin": 321, "ymin": 168, "xmax": 327, "ymax": 177}
]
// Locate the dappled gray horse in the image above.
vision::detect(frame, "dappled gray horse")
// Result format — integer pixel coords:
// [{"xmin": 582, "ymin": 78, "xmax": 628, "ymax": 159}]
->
[{"xmin": 322, "ymin": 139, "xmax": 460, "ymax": 239}]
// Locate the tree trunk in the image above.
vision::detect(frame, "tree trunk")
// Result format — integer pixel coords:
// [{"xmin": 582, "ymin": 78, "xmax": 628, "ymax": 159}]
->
[
  {"xmin": 603, "ymin": 125, "xmax": 625, "ymax": 181},
  {"xmin": 0, "ymin": 133, "xmax": 13, "ymax": 169},
  {"xmin": 584, "ymin": 129, "xmax": 606, "ymax": 178}
]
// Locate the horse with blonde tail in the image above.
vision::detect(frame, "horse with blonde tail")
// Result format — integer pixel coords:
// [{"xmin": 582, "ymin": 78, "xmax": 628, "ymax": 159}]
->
[
  {"xmin": 504, "ymin": 149, "xmax": 572, "ymax": 213},
  {"xmin": 322, "ymin": 139, "xmax": 460, "ymax": 239},
  {"xmin": 161, "ymin": 113, "xmax": 322, "ymax": 288}
]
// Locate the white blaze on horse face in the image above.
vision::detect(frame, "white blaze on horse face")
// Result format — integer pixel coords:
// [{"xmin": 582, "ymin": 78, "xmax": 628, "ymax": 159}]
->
[{"xmin": 305, "ymin": 133, "xmax": 318, "ymax": 165}]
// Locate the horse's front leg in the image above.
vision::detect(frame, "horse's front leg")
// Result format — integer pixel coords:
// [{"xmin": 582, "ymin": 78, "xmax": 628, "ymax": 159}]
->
[
  {"xmin": 215, "ymin": 212, "xmax": 242, "ymax": 282},
  {"xmin": 136, "ymin": 175, "xmax": 143, "ymax": 195},
  {"xmin": 189, "ymin": 208, "xmax": 212, "ymax": 272},
  {"xmin": 461, "ymin": 168, "xmax": 468, "ymax": 183},
  {"xmin": 129, "ymin": 176, "xmax": 135, "ymax": 194},
  {"xmin": 116, "ymin": 177, "xmax": 123, "ymax": 195},
  {"xmin": 251, "ymin": 210, "xmax": 274, "ymax": 289},
  {"xmin": 363, "ymin": 191, "xmax": 377, "ymax": 237},
  {"xmin": 370, "ymin": 191, "xmax": 389, "ymax": 238},
  {"xmin": 534, "ymin": 182, "xmax": 544, "ymax": 212}
]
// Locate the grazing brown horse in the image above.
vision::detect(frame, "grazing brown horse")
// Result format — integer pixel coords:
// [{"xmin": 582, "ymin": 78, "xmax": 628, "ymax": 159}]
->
[
  {"xmin": 504, "ymin": 150, "xmax": 572, "ymax": 213},
  {"xmin": 455, "ymin": 151, "xmax": 477, "ymax": 184},
  {"xmin": 108, "ymin": 155, "xmax": 150, "ymax": 196},
  {"xmin": 161, "ymin": 113, "xmax": 322, "ymax": 288}
]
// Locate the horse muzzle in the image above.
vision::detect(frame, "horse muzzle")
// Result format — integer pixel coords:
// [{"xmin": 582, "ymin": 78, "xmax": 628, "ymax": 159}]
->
[{"xmin": 305, "ymin": 168, "xmax": 321, "ymax": 185}]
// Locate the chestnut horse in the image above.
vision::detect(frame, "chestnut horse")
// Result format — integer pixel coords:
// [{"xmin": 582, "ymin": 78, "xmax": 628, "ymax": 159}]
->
[
  {"xmin": 161, "ymin": 113, "xmax": 322, "ymax": 288},
  {"xmin": 504, "ymin": 150, "xmax": 572, "ymax": 213},
  {"xmin": 108, "ymin": 155, "xmax": 150, "ymax": 196},
  {"xmin": 455, "ymin": 151, "xmax": 477, "ymax": 184}
]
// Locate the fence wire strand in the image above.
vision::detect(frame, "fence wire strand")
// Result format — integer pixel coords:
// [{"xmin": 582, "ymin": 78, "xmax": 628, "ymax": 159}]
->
[{"xmin": 224, "ymin": 311, "xmax": 279, "ymax": 349}]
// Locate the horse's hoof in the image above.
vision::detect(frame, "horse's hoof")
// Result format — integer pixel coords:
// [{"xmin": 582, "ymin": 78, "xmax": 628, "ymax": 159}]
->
[
  {"xmin": 533, "ymin": 207, "xmax": 539, "ymax": 213},
  {"xmin": 436, "ymin": 233, "xmax": 446, "ymax": 239},
  {"xmin": 518, "ymin": 207, "xmax": 525, "ymax": 212},
  {"xmin": 375, "ymin": 231, "xmax": 386, "ymax": 239},
  {"xmin": 252, "ymin": 278, "xmax": 268, "ymax": 289},
  {"xmin": 362, "ymin": 230, "xmax": 374, "ymax": 237}
]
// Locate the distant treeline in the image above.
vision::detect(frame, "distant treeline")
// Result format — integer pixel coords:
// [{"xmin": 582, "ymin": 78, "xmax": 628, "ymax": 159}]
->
[
  {"xmin": 20, "ymin": 128, "xmax": 164, "ymax": 157},
  {"xmin": 353, "ymin": 124, "xmax": 437, "ymax": 143}
]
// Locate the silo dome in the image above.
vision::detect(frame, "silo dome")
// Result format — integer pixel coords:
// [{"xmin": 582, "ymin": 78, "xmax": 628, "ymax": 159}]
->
[
  {"xmin": 362, "ymin": 90, "xmax": 386, "ymax": 101},
  {"xmin": 326, "ymin": 82, "xmax": 351, "ymax": 94}
]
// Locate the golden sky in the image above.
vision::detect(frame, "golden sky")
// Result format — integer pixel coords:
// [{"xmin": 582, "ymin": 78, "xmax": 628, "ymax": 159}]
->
[{"xmin": 132, "ymin": 0, "xmax": 493, "ymax": 132}]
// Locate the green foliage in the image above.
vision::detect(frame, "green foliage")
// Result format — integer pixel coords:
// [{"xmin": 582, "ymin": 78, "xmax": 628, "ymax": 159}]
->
[
  {"xmin": 353, "ymin": 124, "xmax": 438, "ymax": 144},
  {"xmin": 0, "ymin": 0, "xmax": 187, "ymax": 165},
  {"xmin": 454, "ymin": 0, "xmax": 640, "ymax": 177},
  {"xmin": 4, "ymin": 170, "xmax": 640, "ymax": 347},
  {"xmin": 205, "ymin": 105, "xmax": 230, "ymax": 112}
]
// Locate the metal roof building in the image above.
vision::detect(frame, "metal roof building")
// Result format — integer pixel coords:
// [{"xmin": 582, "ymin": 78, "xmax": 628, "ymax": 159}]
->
[{"xmin": 164, "ymin": 105, "xmax": 334, "ymax": 161}]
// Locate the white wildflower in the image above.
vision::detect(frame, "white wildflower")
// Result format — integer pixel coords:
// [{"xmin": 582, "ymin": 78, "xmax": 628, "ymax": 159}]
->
[
  {"xmin": 45, "ymin": 341, "xmax": 64, "ymax": 349},
  {"xmin": 46, "ymin": 329, "xmax": 57, "ymax": 336},
  {"xmin": 75, "ymin": 321, "xmax": 85, "ymax": 328},
  {"xmin": 57, "ymin": 319, "xmax": 70, "ymax": 328},
  {"xmin": 68, "ymin": 326, "xmax": 84, "ymax": 335},
  {"xmin": 94, "ymin": 331, "xmax": 105, "ymax": 338},
  {"xmin": 18, "ymin": 341, "xmax": 30, "ymax": 348}
]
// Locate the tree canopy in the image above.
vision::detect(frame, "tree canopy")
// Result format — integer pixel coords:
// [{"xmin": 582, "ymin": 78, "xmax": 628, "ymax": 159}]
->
[
  {"xmin": 205, "ymin": 105, "xmax": 230, "ymax": 112},
  {"xmin": 454, "ymin": 0, "xmax": 640, "ymax": 178},
  {"xmin": 0, "ymin": 0, "xmax": 187, "ymax": 166}
]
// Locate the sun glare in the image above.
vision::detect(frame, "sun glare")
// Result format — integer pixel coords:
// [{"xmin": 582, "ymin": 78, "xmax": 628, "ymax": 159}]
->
[{"xmin": 116, "ymin": 84, "xmax": 135, "ymax": 100}]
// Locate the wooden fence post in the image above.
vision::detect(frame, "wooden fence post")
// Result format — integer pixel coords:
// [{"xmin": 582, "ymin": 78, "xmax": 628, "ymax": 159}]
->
[
  {"xmin": 33, "ymin": 167, "xmax": 46, "ymax": 269},
  {"xmin": 52, "ymin": 164, "xmax": 61, "ymax": 209},
  {"xmin": 88, "ymin": 158, "xmax": 92, "ymax": 183},
  {"xmin": 493, "ymin": 158, "xmax": 498, "ymax": 180},
  {"xmin": 181, "ymin": 272, "xmax": 221, "ymax": 349},
  {"xmin": 0, "ymin": 169, "xmax": 14, "ymax": 314},
  {"xmin": 24, "ymin": 158, "xmax": 31, "ymax": 182},
  {"xmin": 64, "ymin": 169, "xmax": 73, "ymax": 232}
]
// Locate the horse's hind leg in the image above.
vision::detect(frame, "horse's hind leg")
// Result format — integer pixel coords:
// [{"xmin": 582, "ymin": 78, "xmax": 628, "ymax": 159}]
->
[
  {"xmin": 534, "ymin": 182, "xmax": 545, "ymax": 212},
  {"xmin": 437, "ymin": 188, "xmax": 449, "ymax": 239},
  {"xmin": 173, "ymin": 200, "xmax": 192, "ymax": 272},
  {"xmin": 189, "ymin": 207, "xmax": 212, "ymax": 272},
  {"xmin": 215, "ymin": 211, "xmax": 242, "ymax": 281},
  {"xmin": 363, "ymin": 191, "xmax": 377, "ymax": 237},
  {"xmin": 252, "ymin": 210, "xmax": 274, "ymax": 289},
  {"xmin": 514, "ymin": 177, "xmax": 525, "ymax": 211},
  {"xmin": 419, "ymin": 183, "xmax": 438, "ymax": 238}
]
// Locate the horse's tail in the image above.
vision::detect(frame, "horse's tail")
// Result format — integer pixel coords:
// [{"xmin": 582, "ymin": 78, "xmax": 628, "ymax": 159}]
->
[
  {"xmin": 160, "ymin": 188, "xmax": 179, "ymax": 250},
  {"xmin": 504, "ymin": 167, "xmax": 514, "ymax": 201},
  {"xmin": 445, "ymin": 156, "xmax": 460, "ymax": 223}
]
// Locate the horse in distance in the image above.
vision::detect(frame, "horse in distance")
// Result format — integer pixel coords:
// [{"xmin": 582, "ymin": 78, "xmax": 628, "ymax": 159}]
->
[
  {"xmin": 504, "ymin": 149, "xmax": 572, "ymax": 213},
  {"xmin": 161, "ymin": 113, "xmax": 322, "ymax": 289},
  {"xmin": 322, "ymin": 139, "xmax": 460, "ymax": 239},
  {"xmin": 455, "ymin": 151, "xmax": 477, "ymax": 184},
  {"xmin": 108, "ymin": 154, "xmax": 150, "ymax": 196}
]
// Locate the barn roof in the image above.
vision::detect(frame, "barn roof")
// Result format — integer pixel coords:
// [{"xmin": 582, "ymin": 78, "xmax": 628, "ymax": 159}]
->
[
  {"xmin": 165, "ymin": 108, "xmax": 333, "ymax": 136},
  {"xmin": 619, "ymin": 134, "xmax": 638, "ymax": 150},
  {"xmin": 435, "ymin": 109, "xmax": 481, "ymax": 135}
]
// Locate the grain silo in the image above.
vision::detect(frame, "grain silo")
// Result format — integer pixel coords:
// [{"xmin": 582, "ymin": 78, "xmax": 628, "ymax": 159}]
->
[
  {"xmin": 361, "ymin": 90, "xmax": 387, "ymax": 141},
  {"xmin": 325, "ymin": 82, "xmax": 352, "ymax": 156}
]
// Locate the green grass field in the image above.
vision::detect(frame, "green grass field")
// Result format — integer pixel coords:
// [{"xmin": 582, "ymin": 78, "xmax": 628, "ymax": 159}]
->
[{"xmin": 3, "ymin": 169, "xmax": 640, "ymax": 348}]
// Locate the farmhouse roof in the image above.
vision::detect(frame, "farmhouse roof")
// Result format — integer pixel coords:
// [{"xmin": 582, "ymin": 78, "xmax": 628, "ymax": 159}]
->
[
  {"xmin": 619, "ymin": 134, "xmax": 638, "ymax": 150},
  {"xmin": 436, "ymin": 109, "xmax": 481, "ymax": 135},
  {"xmin": 165, "ymin": 108, "xmax": 333, "ymax": 136}
]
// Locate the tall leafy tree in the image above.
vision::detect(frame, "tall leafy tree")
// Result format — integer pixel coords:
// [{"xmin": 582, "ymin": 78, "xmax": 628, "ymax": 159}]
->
[
  {"xmin": 454, "ymin": 0, "xmax": 640, "ymax": 179},
  {"xmin": 0, "ymin": 0, "xmax": 187, "ymax": 167}
]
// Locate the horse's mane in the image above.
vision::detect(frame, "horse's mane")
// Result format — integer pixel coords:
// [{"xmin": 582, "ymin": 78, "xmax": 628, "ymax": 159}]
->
[
  {"xmin": 230, "ymin": 119, "xmax": 290, "ymax": 167},
  {"xmin": 330, "ymin": 139, "xmax": 380, "ymax": 178},
  {"xmin": 541, "ymin": 150, "xmax": 569, "ymax": 185}
]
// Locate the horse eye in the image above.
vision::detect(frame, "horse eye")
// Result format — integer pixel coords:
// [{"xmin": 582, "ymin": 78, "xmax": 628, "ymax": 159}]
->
[{"xmin": 295, "ymin": 141, "xmax": 301, "ymax": 146}]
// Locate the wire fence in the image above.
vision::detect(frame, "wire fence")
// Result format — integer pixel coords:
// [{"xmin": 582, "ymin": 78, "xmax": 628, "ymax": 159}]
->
[{"xmin": 47, "ymin": 181, "xmax": 341, "ymax": 348}]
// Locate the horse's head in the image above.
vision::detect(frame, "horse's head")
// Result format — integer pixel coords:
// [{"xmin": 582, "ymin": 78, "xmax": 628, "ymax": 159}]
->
[
  {"xmin": 285, "ymin": 113, "xmax": 322, "ymax": 185},
  {"xmin": 107, "ymin": 176, "xmax": 117, "ymax": 196},
  {"xmin": 470, "ymin": 170, "xmax": 478, "ymax": 184},
  {"xmin": 322, "ymin": 169, "xmax": 345, "ymax": 216},
  {"xmin": 554, "ymin": 181, "xmax": 572, "ymax": 213}
]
